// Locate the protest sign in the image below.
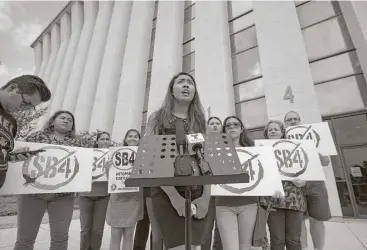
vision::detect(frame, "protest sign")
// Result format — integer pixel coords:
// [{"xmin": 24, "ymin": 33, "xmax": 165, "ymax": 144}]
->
[
  {"xmin": 285, "ymin": 122, "xmax": 337, "ymax": 156},
  {"xmin": 255, "ymin": 139, "xmax": 325, "ymax": 181},
  {"xmin": 108, "ymin": 146, "xmax": 139, "ymax": 193},
  {"xmin": 92, "ymin": 148, "xmax": 109, "ymax": 182},
  {"xmin": 212, "ymin": 146, "xmax": 284, "ymax": 196},
  {"xmin": 0, "ymin": 141, "xmax": 93, "ymax": 195}
]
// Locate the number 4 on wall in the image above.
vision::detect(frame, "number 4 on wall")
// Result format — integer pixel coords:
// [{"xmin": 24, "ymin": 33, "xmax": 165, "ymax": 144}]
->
[{"xmin": 284, "ymin": 86, "xmax": 295, "ymax": 103}]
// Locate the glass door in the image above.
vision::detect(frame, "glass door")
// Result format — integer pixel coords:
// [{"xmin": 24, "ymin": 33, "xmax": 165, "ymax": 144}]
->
[{"xmin": 341, "ymin": 145, "xmax": 367, "ymax": 218}]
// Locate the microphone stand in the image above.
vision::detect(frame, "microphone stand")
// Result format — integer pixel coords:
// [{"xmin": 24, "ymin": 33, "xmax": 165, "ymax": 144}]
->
[{"xmin": 178, "ymin": 144, "xmax": 192, "ymax": 250}]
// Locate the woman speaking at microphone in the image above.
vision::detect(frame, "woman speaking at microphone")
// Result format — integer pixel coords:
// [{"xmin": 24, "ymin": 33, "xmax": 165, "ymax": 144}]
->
[{"xmin": 145, "ymin": 72, "xmax": 213, "ymax": 250}]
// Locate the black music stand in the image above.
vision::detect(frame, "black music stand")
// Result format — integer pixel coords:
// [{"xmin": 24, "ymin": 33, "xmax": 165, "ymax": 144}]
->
[{"xmin": 125, "ymin": 133, "xmax": 249, "ymax": 250}]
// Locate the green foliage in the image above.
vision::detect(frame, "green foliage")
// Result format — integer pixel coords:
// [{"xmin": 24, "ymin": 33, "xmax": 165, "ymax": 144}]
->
[{"xmin": 12, "ymin": 107, "xmax": 120, "ymax": 147}]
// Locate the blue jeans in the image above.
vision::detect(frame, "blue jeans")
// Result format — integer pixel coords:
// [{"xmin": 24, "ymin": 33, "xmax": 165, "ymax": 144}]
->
[
  {"xmin": 79, "ymin": 195, "xmax": 109, "ymax": 250},
  {"xmin": 216, "ymin": 203, "xmax": 257, "ymax": 250},
  {"xmin": 14, "ymin": 194, "xmax": 74, "ymax": 250}
]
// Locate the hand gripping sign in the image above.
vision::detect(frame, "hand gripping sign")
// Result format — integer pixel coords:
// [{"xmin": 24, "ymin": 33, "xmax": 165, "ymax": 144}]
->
[
  {"xmin": 92, "ymin": 148, "xmax": 109, "ymax": 182},
  {"xmin": 108, "ymin": 146, "xmax": 139, "ymax": 193},
  {"xmin": 255, "ymin": 139, "xmax": 325, "ymax": 181},
  {"xmin": 212, "ymin": 146, "xmax": 284, "ymax": 196},
  {"xmin": 0, "ymin": 141, "xmax": 93, "ymax": 195},
  {"xmin": 285, "ymin": 122, "xmax": 337, "ymax": 156}
]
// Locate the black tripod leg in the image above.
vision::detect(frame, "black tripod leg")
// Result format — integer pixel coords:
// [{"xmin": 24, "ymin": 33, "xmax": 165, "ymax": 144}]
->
[{"xmin": 185, "ymin": 186, "xmax": 192, "ymax": 250}]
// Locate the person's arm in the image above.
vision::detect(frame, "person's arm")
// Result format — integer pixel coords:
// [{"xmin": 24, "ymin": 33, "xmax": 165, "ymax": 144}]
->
[{"xmin": 0, "ymin": 168, "xmax": 7, "ymax": 189}]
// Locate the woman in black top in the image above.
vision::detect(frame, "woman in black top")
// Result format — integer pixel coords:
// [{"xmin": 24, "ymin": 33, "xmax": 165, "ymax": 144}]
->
[{"xmin": 146, "ymin": 72, "xmax": 212, "ymax": 250}]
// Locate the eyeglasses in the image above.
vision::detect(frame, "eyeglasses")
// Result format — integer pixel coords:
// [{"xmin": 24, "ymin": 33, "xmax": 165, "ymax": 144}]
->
[{"xmin": 225, "ymin": 123, "xmax": 241, "ymax": 129}]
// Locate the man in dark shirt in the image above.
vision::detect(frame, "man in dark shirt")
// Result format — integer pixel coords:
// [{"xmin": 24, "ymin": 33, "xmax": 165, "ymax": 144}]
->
[
  {"xmin": 284, "ymin": 111, "xmax": 331, "ymax": 250},
  {"xmin": 0, "ymin": 74, "xmax": 51, "ymax": 189}
]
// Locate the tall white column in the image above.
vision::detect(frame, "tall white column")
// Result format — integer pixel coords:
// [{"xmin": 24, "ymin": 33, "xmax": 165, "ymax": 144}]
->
[
  {"xmin": 89, "ymin": 1, "xmax": 134, "ymax": 134},
  {"xmin": 43, "ymin": 24, "xmax": 61, "ymax": 83},
  {"xmin": 110, "ymin": 1, "xmax": 154, "ymax": 140},
  {"xmin": 33, "ymin": 42, "xmax": 43, "ymax": 75},
  {"xmin": 340, "ymin": 1, "xmax": 367, "ymax": 84},
  {"xmin": 194, "ymin": 1, "xmax": 235, "ymax": 121},
  {"xmin": 74, "ymin": 1, "xmax": 115, "ymax": 132},
  {"xmin": 62, "ymin": 1, "xmax": 98, "ymax": 113},
  {"xmin": 253, "ymin": 1, "xmax": 342, "ymax": 217},
  {"xmin": 50, "ymin": 1, "xmax": 84, "ymax": 114},
  {"xmin": 38, "ymin": 33, "xmax": 51, "ymax": 77},
  {"xmin": 47, "ymin": 13, "xmax": 71, "ymax": 102},
  {"xmin": 147, "ymin": 1, "xmax": 185, "ymax": 118}
]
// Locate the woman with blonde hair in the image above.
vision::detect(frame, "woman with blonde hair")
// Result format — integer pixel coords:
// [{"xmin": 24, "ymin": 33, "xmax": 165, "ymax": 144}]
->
[
  {"xmin": 14, "ymin": 110, "xmax": 80, "ymax": 250},
  {"xmin": 260, "ymin": 120, "xmax": 306, "ymax": 250}
]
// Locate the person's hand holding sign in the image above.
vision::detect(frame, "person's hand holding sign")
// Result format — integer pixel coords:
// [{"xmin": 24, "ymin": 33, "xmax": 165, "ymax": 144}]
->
[
  {"xmin": 192, "ymin": 196, "xmax": 210, "ymax": 219},
  {"xmin": 272, "ymin": 190, "xmax": 284, "ymax": 199},
  {"xmin": 9, "ymin": 147, "xmax": 44, "ymax": 162},
  {"xmin": 318, "ymin": 153, "xmax": 330, "ymax": 167},
  {"xmin": 291, "ymin": 179, "xmax": 306, "ymax": 188}
]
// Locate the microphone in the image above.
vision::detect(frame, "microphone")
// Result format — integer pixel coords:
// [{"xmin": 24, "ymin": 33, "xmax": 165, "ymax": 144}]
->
[
  {"xmin": 186, "ymin": 133, "xmax": 212, "ymax": 176},
  {"xmin": 174, "ymin": 120, "xmax": 193, "ymax": 176},
  {"xmin": 176, "ymin": 120, "xmax": 186, "ymax": 156}
]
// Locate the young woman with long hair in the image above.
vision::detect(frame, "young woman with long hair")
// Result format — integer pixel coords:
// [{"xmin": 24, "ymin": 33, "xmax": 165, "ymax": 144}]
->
[
  {"xmin": 260, "ymin": 120, "xmax": 307, "ymax": 250},
  {"xmin": 215, "ymin": 116, "xmax": 258, "ymax": 250},
  {"xmin": 14, "ymin": 110, "xmax": 79, "ymax": 250},
  {"xmin": 79, "ymin": 131, "xmax": 111, "ymax": 250},
  {"xmin": 145, "ymin": 72, "xmax": 213, "ymax": 250},
  {"xmin": 203, "ymin": 116, "xmax": 223, "ymax": 250},
  {"xmin": 106, "ymin": 129, "xmax": 143, "ymax": 250}
]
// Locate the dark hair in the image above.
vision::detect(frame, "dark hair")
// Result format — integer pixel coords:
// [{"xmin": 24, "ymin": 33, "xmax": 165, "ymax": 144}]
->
[
  {"xmin": 222, "ymin": 116, "xmax": 254, "ymax": 147},
  {"xmin": 93, "ymin": 131, "xmax": 111, "ymax": 148},
  {"xmin": 207, "ymin": 116, "xmax": 222, "ymax": 125},
  {"xmin": 284, "ymin": 110, "xmax": 301, "ymax": 123},
  {"xmin": 123, "ymin": 129, "xmax": 141, "ymax": 146},
  {"xmin": 43, "ymin": 110, "xmax": 76, "ymax": 137},
  {"xmin": 264, "ymin": 120, "xmax": 286, "ymax": 139},
  {"xmin": 147, "ymin": 72, "xmax": 206, "ymax": 134},
  {"xmin": 2, "ymin": 75, "xmax": 51, "ymax": 102}
]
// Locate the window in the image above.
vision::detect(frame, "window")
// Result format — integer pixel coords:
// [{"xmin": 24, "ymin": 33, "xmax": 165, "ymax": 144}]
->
[
  {"xmin": 333, "ymin": 114, "xmax": 367, "ymax": 146},
  {"xmin": 302, "ymin": 16, "xmax": 354, "ymax": 62},
  {"xmin": 234, "ymin": 78, "xmax": 264, "ymax": 103},
  {"xmin": 228, "ymin": 1, "xmax": 252, "ymax": 20},
  {"xmin": 232, "ymin": 47, "xmax": 262, "ymax": 84},
  {"xmin": 229, "ymin": 11, "xmax": 255, "ymax": 35},
  {"xmin": 235, "ymin": 98, "xmax": 268, "ymax": 129},
  {"xmin": 183, "ymin": 52, "xmax": 195, "ymax": 72},
  {"xmin": 310, "ymin": 51, "xmax": 362, "ymax": 84},
  {"xmin": 316, "ymin": 75, "xmax": 366, "ymax": 116},
  {"xmin": 230, "ymin": 25, "xmax": 257, "ymax": 54},
  {"xmin": 183, "ymin": 40, "xmax": 194, "ymax": 56},
  {"xmin": 184, "ymin": 19, "xmax": 194, "ymax": 42},
  {"xmin": 297, "ymin": 1, "xmax": 340, "ymax": 29}
]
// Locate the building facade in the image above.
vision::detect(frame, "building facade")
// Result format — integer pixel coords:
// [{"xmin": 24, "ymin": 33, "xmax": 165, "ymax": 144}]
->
[{"xmin": 31, "ymin": 0, "xmax": 367, "ymax": 218}]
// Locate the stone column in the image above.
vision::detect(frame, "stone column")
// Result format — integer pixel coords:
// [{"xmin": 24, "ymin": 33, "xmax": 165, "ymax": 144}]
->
[
  {"xmin": 110, "ymin": 1, "xmax": 155, "ymax": 140},
  {"xmin": 146, "ymin": 1, "xmax": 185, "ymax": 118},
  {"xmin": 33, "ymin": 42, "xmax": 43, "ymax": 75},
  {"xmin": 43, "ymin": 23, "xmax": 61, "ymax": 83},
  {"xmin": 37, "ymin": 32, "xmax": 51, "ymax": 77},
  {"xmin": 47, "ymin": 13, "xmax": 71, "ymax": 102},
  {"xmin": 253, "ymin": 1, "xmax": 342, "ymax": 217},
  {"xmin": 62, "ymin": 1, "xmax": 98, "ymax": 113},
  {"xmin": 50, "ymin": 1, "xmax": 84, "ymax": 114},
  {"xmin": 89, "ymin": 1, "xmax": 134, "ymax": 134},
  {"xmin": 74, "ymin": 1, "xmax": 115, "ymax": 132},
  {"xmin": 194, "ymin": 1, "xmax": 235, "ymax": 121}
]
